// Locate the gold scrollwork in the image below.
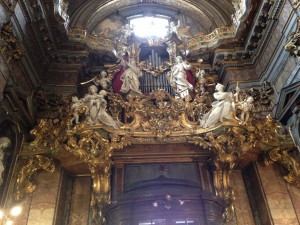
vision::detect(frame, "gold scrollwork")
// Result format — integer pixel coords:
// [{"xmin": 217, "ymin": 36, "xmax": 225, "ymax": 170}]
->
[
  {"xmin": 15, "ymin": 155, "xmax": 55, "ymax": 201},
  {"xmin": 213, "ymin": 169, "xmax": 235, "ymax": 223},
  {"xmin": 264, "ymin": 147, "xmax": 300, "ymax": 188}
]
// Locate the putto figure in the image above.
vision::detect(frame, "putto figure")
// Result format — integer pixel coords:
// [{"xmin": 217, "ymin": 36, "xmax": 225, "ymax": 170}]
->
[
  {"xmin": 80, "ymin": 70, "xmax": 111, "ymax": 91},
  {"xmin": 236, "ymin": 96, "xmax": 254, "ymax": 124},
  {"xmin": 94, "ymin": 71, "xmax": 111, "ymax": 90},
  {"xmin": 168, "ymin": 20, "xmax": 180, "ymax": 36},
  {"xmin": 70, "ymin": 96, "xmax": 83, "ymax": 125}
]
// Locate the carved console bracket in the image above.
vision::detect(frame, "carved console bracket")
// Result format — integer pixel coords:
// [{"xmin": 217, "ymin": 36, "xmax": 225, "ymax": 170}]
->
[
  {"xmin": 264, "ymin": 147, "xmax": 300, "ymax": 188},
  {"xmin": 15, "ymin": 155, "xmax": 55, "ymax": 201}
]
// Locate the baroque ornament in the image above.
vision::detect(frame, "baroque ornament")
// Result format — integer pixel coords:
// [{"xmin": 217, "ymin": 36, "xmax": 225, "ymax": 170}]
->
[
  {"xmin": 284, "ymin": 17, "xmax": 300, "ymax": 59},
  {"xmin": 16, "ymin": 67, "xmax": 299, "ymax": 224},
  {"xmin": 0, "ymin": 22, "xmax": 24, "ymax": 63}
]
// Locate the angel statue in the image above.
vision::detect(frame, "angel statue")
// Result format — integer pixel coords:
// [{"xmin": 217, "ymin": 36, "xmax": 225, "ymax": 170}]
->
[
  {"xmin": 167, "ymin": 56, "xmax": 193, "ymax": 99},
  {"xmin": 70, "ymin": 96, "xmax": 83, "ymax": 125},
  {"xmin": 120, "ymin": 58, "xmax": 143, "ymax": 95},
  {"xmin": 80, "ymin": 70, "xmax": 111, "ymax": 91},
  {"xmin": 168, "ymin": 20, "xmax": 180, "ymax": 36},
  {"xmin": 236, "ymin": 96, "xmax": 254, "ymax": 124},
  {"xmin": 200, "ymin": 83, "xmax": 236, "ymax": 128}
]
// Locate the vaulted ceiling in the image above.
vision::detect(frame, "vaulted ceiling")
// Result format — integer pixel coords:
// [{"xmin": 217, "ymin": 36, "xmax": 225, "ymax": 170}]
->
[
  {"xmin": 69, "ymin": 0, "xmax": 235, "ymax": 33},
  {"xmin": 30, "ymin": 0, "xmax": 271, "ymax": 89}
]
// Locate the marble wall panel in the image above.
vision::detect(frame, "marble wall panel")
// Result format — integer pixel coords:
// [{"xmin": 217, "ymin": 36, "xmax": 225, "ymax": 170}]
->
[
  {"xmin": 287, "ymin": 185, "xmax": 300, "ymax": 222},
  {"xmin": 230, "ymin": 170, "xmax": 255, "ymax": 225},
  {"xmin": 26, "ymin": 167, "xmax": 62, "ymax": 225},
  {"xmin": 274, "ymin": 56, "xmax": 297, "ymax": 91},
  {"xmin": 68, "ymin": 177, "xmax": 91, "ymax": 225},
  {"xmin": 257, "ymin": 163, "xmax": 300, "ymax": 225}
]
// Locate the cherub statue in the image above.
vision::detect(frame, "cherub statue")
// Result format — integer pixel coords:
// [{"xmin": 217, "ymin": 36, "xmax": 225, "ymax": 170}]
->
[
  {"xmin": 94, "ymin": 70, "xmax": 111, "ymax": 90},
  {"xmin": 70, "ymin": 96, "xmax": 83, "ymax": 125},
  {"xmin": 168, "ymin": 20, "xmax": 180, "ymax": 35},
  {"xmin": 236, "ymin": 96, "xmax": 254, "ymax": 124},
  {"xmin": 195, "ymin": 68, "xmax": 206, "ymax": 95},
  {"xmin": 80, "ymin": 70, "xmax": 111, "ymax": 91},
  {"xmin": 0, "ymin": 137, "xmax": 11, "ymax": 186}
]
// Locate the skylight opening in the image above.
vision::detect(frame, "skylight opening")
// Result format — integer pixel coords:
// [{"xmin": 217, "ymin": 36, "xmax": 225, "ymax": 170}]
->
[{"xmin": 130, "ymin": 17, "xmax": 169, "ymax": 38}]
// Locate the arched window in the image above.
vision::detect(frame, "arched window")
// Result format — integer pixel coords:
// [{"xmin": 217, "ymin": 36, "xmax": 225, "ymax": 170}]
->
[{"xmin": 130, "ymin": 16, "xmax": 169, "ymax": 38}]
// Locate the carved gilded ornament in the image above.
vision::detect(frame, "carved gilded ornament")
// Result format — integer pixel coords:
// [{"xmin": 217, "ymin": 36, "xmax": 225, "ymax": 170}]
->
[
  {"xmin": 16, "ymin": 80, "xmax": 299, "ymax": 223},
  {"xmin": 68, "ymin": 25, "xmax": 236, "ymax": 56},
  {"xmin": 16, "ymin": 155, "xmax": 55, "ymax": 201},
  {"xmin": 68, "ymin": 28, "xmax": 115, "ymax": 52},
  {"xmin": 0, "ymin": 22, "xmax": 24, "ymax": 63}
]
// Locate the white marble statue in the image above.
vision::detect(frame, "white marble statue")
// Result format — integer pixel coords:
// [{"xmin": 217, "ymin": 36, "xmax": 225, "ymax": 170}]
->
[
  {"xmin": 83, "ymin": 85, "xmax": 102, "ymax": 124},
  {"xmin": 196, "ymin": 68, "xmax": 206, "ymax": 95},
  {"xmin": 70, "ymin": 96, "xmax": 83, "ymax": 125},
  {"xmin": 168, "ymin": 56, "xmax": 193, "ymax": 99},
  {"xmin": 94, "ymin": 70, "xmax": 111, "ymax": 90},
  {"xmin": 200, "ymin": 83, "xmax": 236, "ymax": 128},
  {"xmin": 71, "ymin": 85, "xmax": 121, "ymax": 129},
  {"xmin": 168, "ymin": 20, "xmax": 180, "ymax": 35},
  {"xmin": 97, "ymin": 90, "xmax": 120, "ymax": 129},
  {"xmin": 0, "ymin": 137, "xmax": 11, "ymax": 186},
  {"xmin": 120, "ymin": 58, "xmax": 143, "ymax": 95},
  {"xmin": 236, "ymin": 96, "xmax": 254, "ymax": 124}
]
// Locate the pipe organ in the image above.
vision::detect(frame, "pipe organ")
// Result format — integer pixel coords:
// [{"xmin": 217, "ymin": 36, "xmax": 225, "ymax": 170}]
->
[
  {"xmin": 140, "ymin": 70, "xmax": 174, "ymax": 95},
  {"xmin": 139, "ymin": 45, "xmax": 174, "ymax": 95}
]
